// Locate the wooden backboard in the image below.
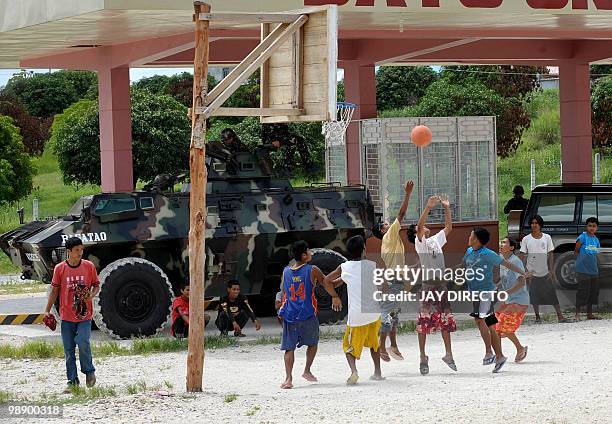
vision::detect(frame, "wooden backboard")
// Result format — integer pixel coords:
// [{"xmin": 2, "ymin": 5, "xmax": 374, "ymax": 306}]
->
[{"xmin": 260, "ymin": 6, "xmax": 337, "ymax": 123}]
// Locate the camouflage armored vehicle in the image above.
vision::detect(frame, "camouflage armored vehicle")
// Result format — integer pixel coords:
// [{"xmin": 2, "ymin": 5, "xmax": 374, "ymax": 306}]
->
[{"xmin": 0, "ymin": 148, "xmax": 376, "ymax": 339}]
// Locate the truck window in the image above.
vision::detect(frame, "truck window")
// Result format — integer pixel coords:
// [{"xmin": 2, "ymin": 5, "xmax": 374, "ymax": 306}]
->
[
  {"xmin": 536, "ymin": 194, "xmax": 576, "ymax": 223},
  {"xmin": 94, "ymin": 198, "xmax": 137, "ymax": 215},
  {"xmin": 581, "ymin": 195, "xmax": 597, "ymax": 223},
  {"xmin": 598, "ymin": 195, "xmax": 612, "ymax": 223}
]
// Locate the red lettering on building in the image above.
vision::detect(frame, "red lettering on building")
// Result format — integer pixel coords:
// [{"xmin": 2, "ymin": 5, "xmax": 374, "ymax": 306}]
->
[
  {"xmin": 593, "ymin": 0, "xmax": 612, "ymax": 9},
  {"xmin": 304, "ymin": 0, "xmax": 612, "ymax": 9},
  {"xmin": 460, "ymin": 0, "xmax": 503, "ymax": 7},
  {"xmin": 526, "ymin": 0, "xmax": 568, "ymax": 8},
  {"xmin": 355, "ymin": 0, "xmax": 407, "ymax": 5}
]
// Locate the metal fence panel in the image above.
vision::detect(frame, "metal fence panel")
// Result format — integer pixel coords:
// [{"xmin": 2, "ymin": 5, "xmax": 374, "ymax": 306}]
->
[{"xmin": 325, "ymin": 116, "xmax": 497, "ymax": 224}]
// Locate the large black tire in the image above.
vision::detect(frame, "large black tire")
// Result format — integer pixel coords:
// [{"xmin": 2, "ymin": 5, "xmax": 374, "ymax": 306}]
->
[
  {"xmin": 94, "ymin": 258, "xmax": 173, "ymax": 339},
  {"xmin": 309, "ymin": 248, "xmax": 348, "ymax": 325},
  {"xmin": 554, "ymin": 251, "xmax": 578, "ymax": 289}
]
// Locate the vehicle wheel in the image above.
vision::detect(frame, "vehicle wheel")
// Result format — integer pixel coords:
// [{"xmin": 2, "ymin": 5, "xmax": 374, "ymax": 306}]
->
[
  {"xmin": 554, "ymin": 251, "xmax": 578, "ymax": 289},
  {"xmin": 94, "ymin": 258, "xmax": 173, "ymax": 339},
  {"xmin": 309, "ymin": 248, "xmax": 348, "ymax": 325}
]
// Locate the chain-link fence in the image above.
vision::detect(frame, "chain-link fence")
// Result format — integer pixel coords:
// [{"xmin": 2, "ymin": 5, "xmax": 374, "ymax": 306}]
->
[{"xmin": 326, "ymin": 116, "xmax": 497, "ymax": 224}]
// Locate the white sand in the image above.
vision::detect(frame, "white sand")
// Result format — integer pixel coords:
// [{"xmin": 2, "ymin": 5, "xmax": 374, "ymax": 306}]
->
[{"xmin": 2, "ymin": 319, "xmax": 612, "ymax": 424}]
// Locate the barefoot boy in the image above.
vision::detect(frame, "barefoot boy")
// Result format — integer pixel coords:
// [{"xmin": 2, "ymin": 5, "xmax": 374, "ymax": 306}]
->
[
  {"xmin": 278, "ymin": 241, "xmax": 333, "ymax": 389},
  {"xmin": 43, "ymin": 236, "xmax": 99, "ymax": 391},
  {"xmin": 324, "ymin": 235, "xmax": 383, "ymax": 385},
  {"xmin": 575, "ymin": 217, "xmax": 601, "ymax": 321},
  {"xmin": 462, "ymin": 228, "xmax": 527, "ymax": 373},
  {"xmin": 372, "ymin": 180, "xmax": 414, "ymax": 362}
]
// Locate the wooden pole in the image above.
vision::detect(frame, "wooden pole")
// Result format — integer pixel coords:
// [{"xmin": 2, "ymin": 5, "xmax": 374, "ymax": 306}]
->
[{"xmin": 186, "ymin": 1, "xmax": 210, "ymax": 392}]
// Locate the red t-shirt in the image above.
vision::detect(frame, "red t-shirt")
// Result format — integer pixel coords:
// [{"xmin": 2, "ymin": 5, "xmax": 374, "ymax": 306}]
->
[
  {"xmin": 171, "ymin": 296, "xmax": 189, "ymax": 336},
  {"xmin": 51, "ymin": 260, "xmax": 99, "ymax": 322}
]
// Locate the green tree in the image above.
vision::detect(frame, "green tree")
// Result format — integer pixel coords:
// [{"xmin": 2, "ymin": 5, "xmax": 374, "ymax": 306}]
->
[
  {"xmin": 0, "ymin": 93, "xmax": 51, "ymax": 155},
  {"xmin": 440, "ymin": 65, "xmax": 545, "ymax": 100},
  {"xmin": 50, "ymin": 90, "xmax": 191, "ymax": 186},
  {"xmin": 133, "ymin": 72, "xmax": 217, "ymax": 107},
  {"xmin": 0, "ymin": 116, "xmax": 34, "ymax": 204},
  {"xmin": 591, "ymin": 76, "xmax": 612, "ymax": 149},
  {"xmin": 3, "ymin": 70, "xmax": 97, "ymax": 118},
  {"xmin": 376, "ymin": 66, "xmax": 437, "ymax": 110},
  {"xmin": 412, "ymin": 79, "xmax": 529, "ymax": 157}
]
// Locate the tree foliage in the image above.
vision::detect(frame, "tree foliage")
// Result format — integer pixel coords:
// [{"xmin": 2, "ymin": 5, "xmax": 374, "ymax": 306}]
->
[
  {"xmin": 0, "ymin": 93, "xmax": 51, "ymax": 155},
  {"xmin": 411, "ymin": 79, "xmax": 530, "ymax": 157},
  {"xmin": 591, "ymin": 76, "xmax": 612, "ymax": 149},
  {"xmin": 133, "ymin": 72, "xmax": 217, "ymax": 107},
  {"xmin": 376, "ymin": 66, "xmax": 437, "ymax": 110},
  {"xmin": 441, "ymin": 65, "xmax": 545, "ymax": 100},
  {"xmin": 3, "ymin": 70, "xmax": 97, "ymax": 118},
  {"xmin": 0, "ymin": 116, "xmax": 34, "ymax": 204},
  {"xmin": 50, "ymin": 90, "xmax": 191, "ymax": 186}
]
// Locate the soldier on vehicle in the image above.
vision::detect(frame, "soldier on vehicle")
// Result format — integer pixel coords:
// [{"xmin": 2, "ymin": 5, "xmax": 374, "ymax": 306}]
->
[
  {"xmin": 207, "ymin": 128, "xmax": 248, "ymax": 174},
  {"xmin": 256, "ymin": 123, "xmax": 314, "ymax": 176}
]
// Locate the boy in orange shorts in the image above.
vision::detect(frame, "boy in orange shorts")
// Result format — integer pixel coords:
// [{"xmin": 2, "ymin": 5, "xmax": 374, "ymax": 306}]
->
[
  {"xmin": 496, "ymin": 237, "xmax": 529, "ymax": 363},
  {"xmin": 324, "ymin": 235, "xmax": 383, "ymax": 385}
]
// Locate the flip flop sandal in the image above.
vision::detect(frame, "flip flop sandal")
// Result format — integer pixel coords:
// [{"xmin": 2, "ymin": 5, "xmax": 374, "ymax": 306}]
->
[
  {"xmin": 515, "ymin": 346, "xmax": 528, "ymax": 363},
  {"xmin": 482, "ymin": 355, "xmax": 496, "ymax": 366},
  {"xmin": 492, "ymin": 356, "xmax": 507, "ymax": 373},
  {"xmin": 587, "ymin": 316, "xmax": 603, "ymax": 320},
  {"xmin": 442, "ymin": 356, "xmax": 457, "ymax": 371},
  {"xmin": 419, "ymin": 356, "xmax": 429, "ymax": 375},
  {"xmin": 379, "ymin": 351, "xmax": 391, "ymax": 362},
  {"xmin": 389, "ymin": 348, "xmax": 404, "ymax": 361}
]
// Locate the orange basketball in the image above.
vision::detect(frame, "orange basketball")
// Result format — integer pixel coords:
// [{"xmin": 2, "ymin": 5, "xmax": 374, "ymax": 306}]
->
[{"xmin": 411, "ymin": 125, "xmax": 433, "ymax": 147}]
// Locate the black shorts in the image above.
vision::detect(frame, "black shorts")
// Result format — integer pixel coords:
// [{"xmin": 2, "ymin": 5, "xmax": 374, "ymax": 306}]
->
[{"xmin": 470, "ymin": 299, "xmax": 498, "ymax": 327}]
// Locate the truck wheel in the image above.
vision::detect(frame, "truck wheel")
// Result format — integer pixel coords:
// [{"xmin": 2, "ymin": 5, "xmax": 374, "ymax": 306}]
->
[
  {"xmin": 94, "ymin": 258, "xmax": 173, "ymax": 339},
  {"xmin": 554, "ymin": 251, "xmax": 578, "ymax": 289},
  {"xmin": 309, "ymin": 248, "xmax": 348, "ymax": 325}
]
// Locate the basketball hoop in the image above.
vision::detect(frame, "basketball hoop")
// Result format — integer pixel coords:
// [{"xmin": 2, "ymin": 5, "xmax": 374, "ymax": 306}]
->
[{"xmin": 322, "ymin": 102, "xmax": 357, "ymax": 141}]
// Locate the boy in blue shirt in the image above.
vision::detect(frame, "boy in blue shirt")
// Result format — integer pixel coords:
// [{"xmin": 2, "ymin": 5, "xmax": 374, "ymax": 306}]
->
[
  {"xmin": 462, "ymin": 227, "xmax": 527, "ymax": 373},
  {"xmin": 278, "ymin": 241, "xmax": 335, "ymax": 389},
  {"xmin": 574, "ymin": 217, "xmax": 601, "ymax": 321}
]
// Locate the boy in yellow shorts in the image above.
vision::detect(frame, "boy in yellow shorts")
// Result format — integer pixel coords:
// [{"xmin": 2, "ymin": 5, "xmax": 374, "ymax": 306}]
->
[{"xmin": 324, "ymin": 235, "xmax": 383, "ymax": 385}]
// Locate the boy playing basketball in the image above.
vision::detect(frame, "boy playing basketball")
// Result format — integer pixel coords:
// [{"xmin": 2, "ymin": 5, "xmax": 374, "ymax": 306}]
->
[
  {"xmin": 278, "ymin": 241, "xmax": 335, "ymax": 389},
  {"xmin": 371, "ymin": 180, "xmax": 414, "ymax": 362},
  {"xmin": 462, "ymin": 227, "xmax": 528, "ymax": 373},
  {"xmin": 324, "ymin": 235, "xmax": 383, "ymax": 385}
]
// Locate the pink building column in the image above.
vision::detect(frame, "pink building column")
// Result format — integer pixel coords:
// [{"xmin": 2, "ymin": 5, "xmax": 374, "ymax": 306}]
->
[
  {"xmin": 98, "ymin": 66, "xmax": 134, "ymax": 192},
  {"xmin": 559, "ymin": 60, "xmax": 593, "ymax": 184},
  {"xmin": 343, "ymin": 63, "xmax": 377, "ymax": 185}
]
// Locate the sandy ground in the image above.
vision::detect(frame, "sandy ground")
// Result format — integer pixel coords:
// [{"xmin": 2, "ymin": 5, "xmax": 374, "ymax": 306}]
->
[{"xmin": 2, "ymin": 318, "xmax": 612, "ymax": 424}]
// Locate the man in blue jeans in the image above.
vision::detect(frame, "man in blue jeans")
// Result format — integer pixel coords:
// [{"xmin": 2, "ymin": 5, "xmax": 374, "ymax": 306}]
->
[{"xmin": 44, "ymin": 237, "xmax": 100, "ymax": 392}]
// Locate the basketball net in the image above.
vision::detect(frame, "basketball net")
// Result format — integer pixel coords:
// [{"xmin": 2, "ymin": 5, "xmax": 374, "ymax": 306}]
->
[{"xmin": 322, "ymin": 102, "xmax": 357, "ymax": 143}]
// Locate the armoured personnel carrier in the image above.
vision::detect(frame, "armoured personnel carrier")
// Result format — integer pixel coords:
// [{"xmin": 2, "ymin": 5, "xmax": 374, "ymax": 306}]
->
[{"xmin": 0, "ymin": 147, "xmax": 376, "ymax": 338}]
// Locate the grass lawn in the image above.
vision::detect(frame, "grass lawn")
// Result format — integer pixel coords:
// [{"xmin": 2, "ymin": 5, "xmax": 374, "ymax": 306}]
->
[{"xmin": 0, "ymin": 150, "xmax": 99, "ymax": 274}]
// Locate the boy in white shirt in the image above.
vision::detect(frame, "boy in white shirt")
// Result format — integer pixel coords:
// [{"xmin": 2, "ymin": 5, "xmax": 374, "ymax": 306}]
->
[
  {"xmin": 519, "ymin": 214, "xmax": 569, "ymax": 323},
  {"xmin": 407, "ymin": 195, "xmax": 457, "ymax": 375},
  {"xmin": 323, "ymin": 235, "xmax": 383, "ymax": 385}
]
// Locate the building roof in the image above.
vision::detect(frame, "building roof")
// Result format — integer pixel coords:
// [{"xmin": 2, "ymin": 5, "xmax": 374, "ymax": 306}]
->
[{"xmin": 2, "ymin": 0, "xmax": 612, "ymax": 68}]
